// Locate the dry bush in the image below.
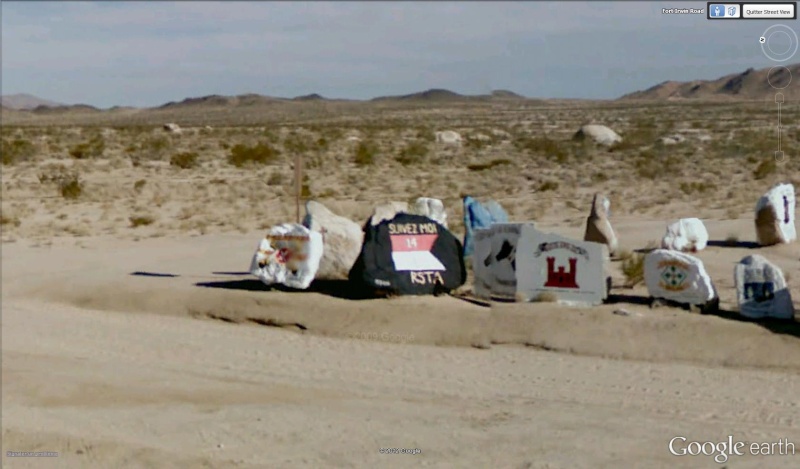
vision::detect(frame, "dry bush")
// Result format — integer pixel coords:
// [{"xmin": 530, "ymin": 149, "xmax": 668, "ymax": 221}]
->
[
  {"xmin": 129, "ymin": 215, "xmax": 155, "ymax": 227},
  {"xmin": 753, "ymin": 159, "xmax": 777, "ymax": 180},
  {"xmin": 58, "ymin": 173, "xmax": 83, "ymax": 200},
  {"xmin": 538, "ymin": 180, "xmax": 559, "ymax": 192},
  {"xmin": 1, "ymin": 138, "xmax": 37, "ymax": 165},
  {"xmin": 69, "ymin": 136, "xmax": 105, "ymax": 159},
  {"xmin": 467, "ymin": 158, "xmax": 511, "ymax": 171},
  {"xmin": 679, "ymin": 181, "xmax": 716, "ymax": 195},
  {"xmin": 395, "ymin": 141, "xmax": 429, "ymax": 166},
  {"xmin": 170, "ymin": 151, "xmax": 199, "ymax": 169},
  {"xmin": 228, "ymin": 142, "xmax": 279, "ymax": 167},
  {"xmin": 621, "ymin": 253, "xmax": 645, "ymax": 287},
  {"xmin": 133, "ymin": 179, "xmax": 147, "ymax": 192},
  {"xmin": 514, "ymin": 136, "xmax": 568, "ymax": 163},
  {"xmin": 353, "ymin": 140, "xmax": 377, "ymax": 166},
  {"xmin": 533, "ymin": 292, "xmax": 559, "ymax": 302}
]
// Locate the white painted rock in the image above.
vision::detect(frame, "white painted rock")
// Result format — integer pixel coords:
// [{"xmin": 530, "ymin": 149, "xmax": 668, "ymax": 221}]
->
[
  {"xmin": 516, "ymin": 226, "xmax": 609, "ymax": 306},
  {"xmin": 658, "ymin": 134, "xmax": 686, "ymax": 145},
  {"xmin": 471, "ymin": 227, "xmax": 495, "ymax": 299},
  {"xmin": 163, "ymin": 123, "xmax": 182, "ymax": 134},
  {"xmin": 249, "ymin": 223, "xmax": 323, "ymax": 289},
  {"xmin": 411, "ymin": 197, "xmax": 447, "ymax": 228},
  {"xmin": 573, "ymin": 125, "xmax": 621, "ymax": 146},
  {"xmin": 755, "ymin": 183, "xmax": 796, "ymax": 246},
  {"xmin": 661, "ymin": 218, "xmax": 708, "ymax": 252},
  {"xmin": 645, "ymin": 249, "xmax": 716, "ymax": 305},
  {"xmin": 734, "ymin": 255, "xmax": 795, "ymax": 320},
  {"xmin": 488, "ymin": 223, "xmax": 525, "ymax": 298},
  {"xmin": 584, "ymin": 193, "xmax": 618, "ymax": 255},
  {"xmin": 303, "ymin": 201, "xmax": 363, "ymax": 280},
  {"xmin": 435, "ymin": 130, "xmax": 462, "ymax": 145},
  {"xmin": 369, "ymin": 202, "xmax": 408, "ymax": 226}
]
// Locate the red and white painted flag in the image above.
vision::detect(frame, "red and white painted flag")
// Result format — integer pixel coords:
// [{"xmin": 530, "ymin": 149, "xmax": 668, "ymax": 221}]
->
[{"xmin": 389, "ymin": 234, "xmax": 445, "ymax": 271}]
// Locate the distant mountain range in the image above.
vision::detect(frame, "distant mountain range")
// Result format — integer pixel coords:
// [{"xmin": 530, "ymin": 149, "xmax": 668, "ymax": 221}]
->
[
  {"xmin": 4, "ymin": 64, "xmax": 797, "ymax": 113},
  {"xmin": 619, "ymin": 63, "xmax": 800, "ymax": 100}
]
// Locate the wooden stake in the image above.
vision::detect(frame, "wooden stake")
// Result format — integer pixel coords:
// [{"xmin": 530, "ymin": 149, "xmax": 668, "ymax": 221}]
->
[{"xmin": 294, "ymin": 153, "xmax": 302, "ymax": 223}]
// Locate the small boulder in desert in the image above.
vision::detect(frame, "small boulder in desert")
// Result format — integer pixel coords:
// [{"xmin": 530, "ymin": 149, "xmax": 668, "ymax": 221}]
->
[
  {"xmin": 734, "ymin": 254, "xmax": 795, "ymax": 320},
  {"xmin": 755, "ymin": 183, "xmax": 796, "ymax": 246},
  {"xmin": 162, "ymin": 123, "xmax": 182, "ymax": 134},
  {"xmin": 583, "ymin": 193, "xmax": 618, "ymax": 255},
  {"xmin": 411, "ymin": 197, "xmax": 447, "ymax": 228},
  {"xmin": 249, "ymin": 223, "xmax": 323, "ymax": 290},
  {"xmin": 573, "ymin": 124, "xmax": 621, "ymax": 146},
  {"xmin": 368, "ymin": 201, "xmax": 409, "ymax": 226},
  {"xmin": 645, "ymin": 249, "xmax": 717, "ymax": 309},
  {"xmin": 435, "ymin": 130, "xmax": 462, "ymax": 145}
]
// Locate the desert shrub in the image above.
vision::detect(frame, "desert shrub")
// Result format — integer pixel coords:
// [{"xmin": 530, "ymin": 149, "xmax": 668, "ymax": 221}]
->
[
  {"xmin": 514, "ymin": 136, "xmax": 568, "ymax": 163},
  {"xmin": 266, "ymin": 172, "xmax": 282, "ymax": 186},
  {"xmin": 0, "ymin": 214, "xmax": 21, "ymax": 227},
  {"xmin": 395, "ymin": 141, "xmax": 429, "ymax": 166},
  {"xmin": 2, "ymin": 138, "xmax": 37, "ymax": 165},
  {"xmin": 533, "ymin": 292, "xmax": 559, "ymax": 302},
  {"xmin": 467, "ymin": 158, "xmax": 512, "ymax": 171},
  {"xmin": 538, "ymin": 180, "xmax": 559, "ymax": 191},
  {"xmin": 68, "ymin": 136, "xmax": 105, "ymax": 159},
  {"xmin": 621, "ymin": 253, "xmax": 645, "ymax": 287},
  {"xmin": 129, "ymin": 215, "xmax": 155, "ymax": 227},
  {"xmin": 58, "ymin": 173, "xmax": 83, "ymax": 200},
  {"xmin": 228, "ymin": 142, "xmax": 279, "ymax": 167},
  {"xmin": 170, "ymin": 151, "xmax": 199, "ymax": 169},
  {"xmin": 753, "ymin": 159, "xmax": 777, "ymax": 180},
  {"xmin": 133, "ymin": 179, "xmax": 147, "ymax": 192},
  {"xmin": 283, "ymin": 132, "xmax": 310, "ymax": 154},
  {"xmin": 353, "ymin": 141, "xmax": 377, "ymax": 166},
  {"xmin": 679, "ymin": 181, "xmax": 716, "ymax": 195}
]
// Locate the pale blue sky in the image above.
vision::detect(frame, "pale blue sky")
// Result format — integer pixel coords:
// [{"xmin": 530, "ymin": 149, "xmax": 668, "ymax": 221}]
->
[{"xmin": 1, "ymin": 1, "xmax": 793, "ymax": 108}]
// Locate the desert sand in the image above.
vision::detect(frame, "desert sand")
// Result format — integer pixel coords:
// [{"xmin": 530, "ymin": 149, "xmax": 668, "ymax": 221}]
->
[{"xmin": 2, "ymin": 97, "xmax": 800, "ymax": 468}]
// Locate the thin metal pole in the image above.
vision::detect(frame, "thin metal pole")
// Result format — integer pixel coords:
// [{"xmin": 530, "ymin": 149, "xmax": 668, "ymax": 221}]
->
[{"xmin": 294, "ymin": 153, "xmax": 302, "ymax": 223}]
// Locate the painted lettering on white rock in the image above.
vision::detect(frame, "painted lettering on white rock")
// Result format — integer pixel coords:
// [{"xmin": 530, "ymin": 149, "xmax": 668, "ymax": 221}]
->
[
  {"xmin": 250, "ymin": 223, "xmax": 323, "ymax": 290},
  {"xmin": 755, "ymin": 183, "xmax": 796, "ymax": 246},
  {"xmin": 516, "ymin": 226, "xmax": 609, "ymax": 305},
  {"xmin": 644, "ymin": 249, "xmax": 716, "ymax": 305},
  {"xmin": 734, "ymin": 255, "xmax": 795, "ymax": 320},
  {"xmin": 472, "ymin": 227, "xmax": 495, "ymax": 299}
]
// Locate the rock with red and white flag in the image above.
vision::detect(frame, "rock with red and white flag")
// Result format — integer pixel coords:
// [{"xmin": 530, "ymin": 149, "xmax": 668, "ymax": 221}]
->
[{"xmin": 349, "ymin": 213, "xmax": 466, "ymax": 295}]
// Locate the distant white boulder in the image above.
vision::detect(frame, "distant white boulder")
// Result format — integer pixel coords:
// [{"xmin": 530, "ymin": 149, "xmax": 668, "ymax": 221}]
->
[
  {"xmin": 661, "ymin": 218, "xmax": 708, "ymax": 252},
  {"xmin": 411, "ymin": 197, "xmax": 447, "ymax": 228},
  {"xmin": 573, "ymin": 124, "xmax": 621, "ymax": 146},
  {"xmin": 435, "ymin": 130, "xmax": 462, "ymax": 145},
  {"xmin": 755, "ymin": 183, "xmax": 796, "ymax": 246},
  {"xmin": 163, "ymin": 123, "xmax": 182, "ymax": 135}
]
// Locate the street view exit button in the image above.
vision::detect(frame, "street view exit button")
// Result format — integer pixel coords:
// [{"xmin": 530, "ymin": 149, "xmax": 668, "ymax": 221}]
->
[{"xmin": 743, "ymin": 3, "xmax": 796, "ymax": 18}]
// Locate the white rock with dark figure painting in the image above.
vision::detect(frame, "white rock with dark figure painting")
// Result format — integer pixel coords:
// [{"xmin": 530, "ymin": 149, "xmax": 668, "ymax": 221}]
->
[
  {"xmin": 755, "ymin": 183, "xmax": 796, "ymax": 246},
  {"xmin": 734, "ymin": 255, "xmax": 795, "ymax": 320},
  {"xmin": 488, "ymin": 223, "xmax": 526, "ymax": 298},
  {"xmin": 472, "ymin": 226, "xmax": 495, "ymax": 299},
  {"xmin": 661, "ymin": 218, "xmax": 709, "ymax": 252},
  {"xmin": 583, "ymin": 193, "xmax": 618, "ymax": 255},
  {"xmin": 250, "ymin": 223, "xmax": 323, "ymax": 290},
  {"xmin": 435, "ymin": 130, "xmax": 462, "ymax": 145},
  {"xmin": 411, "ymin": 197, "xmax": 447, "ymax": 228},
  {"xmin": 573, "ymin": 124, "xmax": 622, "ymax": 146},
  {"xmin": 644, "ymin": 249, "xmax": 716, "ymax": 306},
  {"xmin": 369, "ymin": 201, "xmax": 408, "ymax": 226},
  {"xmin": 303, "ymin": 201, "xmax": 363, "ymax": 280}
]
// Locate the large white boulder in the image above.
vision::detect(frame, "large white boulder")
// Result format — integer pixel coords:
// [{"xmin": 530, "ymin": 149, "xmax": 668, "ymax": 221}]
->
[
  {"xmin": 435, "ymin": 130, "xmax": 462, "ymax": 145},
  {"xmin": 734, "ymin": 254, "xmax": 795, "ymax": 320},
  {"xmin": 661, "ymin": 218, "xmax": 709, "ymax": 252},
  {"xmin": 303, "ymin": 201, "xmax": 363, "ymax": 280},
  {"xmin": 583, "ymin": 193, "xmax": 618, "ymax": 255},
  {"xmin": 755, "ymin": 183, "xmax": 796, "ymax": 246},
  {"xmin": 411, "ymin": 197, "xmax": 447, "ymax": 228},
  {"xmin": 471, "ymin": 227, "xmax": 495, "ymax": 299},
  {"xmin": 249, "ymin": 223, "xmax": 323, "ymax": 289},
  {"xmin": 573, "ymin": 124, "xmax": 621, "ymax": 146},
  {"xmin": 645, "ymin": 249, "xmax": 716, "ymax": 306}
]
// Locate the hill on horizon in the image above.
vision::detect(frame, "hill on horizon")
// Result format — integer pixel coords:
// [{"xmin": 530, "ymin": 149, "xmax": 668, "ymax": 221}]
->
[
  {"xmin": 619, "ymin": 63, "xmax": 800, "ymax": 100},
  {"xmin": 1, "ymin": 93, "xmax": 64, "ymax": 110}
]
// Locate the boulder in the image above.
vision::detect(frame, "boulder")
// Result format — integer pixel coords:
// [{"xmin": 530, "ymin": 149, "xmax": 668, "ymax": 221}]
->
[
  {"xmin": 755, "ymin": 183, "xmax": 796, "ymax": 246},
  {"xmin": 489, "ymin": 223, "xmax": 526, "ymax": 298},
  {"xmin": 462, "ymin": 196, "xmax": 509, "ymax": 257},
  {"xmin": 472, "ymin": 227, "xmax": 495, "ymax": 299},
  {"xmin": 435, "ymin": 130, "xmax": 462, "ymax": 145},
  {"xmin": 661, "ymin": 218, "xmax": 708, "ymax": 252},
  {"xmin": 163, "ymin": 123, "xmax": 182, "ymax": 134},
  {"xmin": 411, "ymin": 197, "xmax": 447, "ymax": 228},
  {"xmin": 302, "ymin": 201, "xmax": 363, "ymax": 280},
  {"xmin": 249, "ymin": 223, "xmax": 323, "ymax": 289},
  {"xmin": 644, "ymin": 249, "xmax": 717, "ymax": 306},
  {"xmin": 349, "ymin": 213, "xmax": 466, "ymax": 295},
  {"xmin": 368, "ymin": 201, "xmax": 408, "ymax": 226},
  {"xmin": 658, "ymin": 134, "xmax": 686, "ymax": 145},
  {"xmin": 573, "ymin": 125, "xmax": 621, "ymax": 146},
  {"xmin": 583, "ymin": 193, "xmax": 618, "ymax": 255},
  {"xmin": 516, "ymin": 226, "xmax": 609, "ymax": 306},
  {"xmin": 734, "ymin": 255, "xmax": 795, "ymax": 320}
]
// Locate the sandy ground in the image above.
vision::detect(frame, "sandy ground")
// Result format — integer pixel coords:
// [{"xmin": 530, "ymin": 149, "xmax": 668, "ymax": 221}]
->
[{"xmin": 3, "ymin": 214, "xmax": 799, "ymax": 468}]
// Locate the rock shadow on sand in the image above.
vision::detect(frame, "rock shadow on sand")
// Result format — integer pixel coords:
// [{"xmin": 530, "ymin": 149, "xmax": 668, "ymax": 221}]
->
[
  {"xmin": 194, "ymin": 278, "xmax": 373, "ymax": 300},
  {"xmin": 131, "ymin": 271, "xmax": 180, "ymax": 278},
  {"xmin": 706, "ymin": 240, "xmax": 760, "ymax": 249},
  {"xmin": 706, "ymin": 308, "xmax": 800, "ymax": 340}
]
